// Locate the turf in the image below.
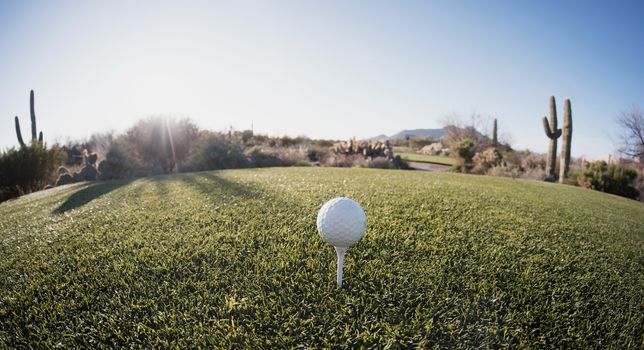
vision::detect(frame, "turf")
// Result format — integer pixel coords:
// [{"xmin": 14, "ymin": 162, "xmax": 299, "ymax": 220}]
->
[
  {"xmin": 396, "ymin": 152, "xmax": 457, "ymax": 166},
  {"xmin": 1, "ymin": 167, "xmax": 643, "ymax": 348}
]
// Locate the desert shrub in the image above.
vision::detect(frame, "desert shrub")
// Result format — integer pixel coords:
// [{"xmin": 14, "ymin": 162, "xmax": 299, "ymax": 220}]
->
[
  {"xmin": 60, "ymin": 150, "xmax": 101, "ymax": 183},
  {"xmin": 245, "ymin": 147, "xmax": 283, "ymax": 168},
  {"xmin": 319, "ymin": 154, "xmax": 366, "ymax": 168},
  {"xmin": 307, "ymin": 147, "xmax": 331, "ymax": 162},
  {"xmin": 363, "ymin": 157, "xmax": 393, "ymax": 169},
  {"xmin": 55, "ymin": 173, "xmax": 74, "ymax": 186},
  {"xmin": 74, "ymin": 165, "xmax": 99, "ymax": 182},
  {"xmin": 281, "ymin": 136, "xmax": 310, "ymax": 148},
  {"xmin": 314, "ymin": 139, "xmax": 335, "ymax": 148},
  {"xmin": 0, "ymin": 143, "xmax": 66, "ymax": 202},
  {"xmin": 241, "ymin": 130, "xmax": 254, "ymax": 144},
  {"xmin": 86, "ymin": 152, "xmax": 98, "ymax": 165},
  {"xmin": 392, "ymin": 155, "xmax": 411, "ymax": 170},
  {"xmin": 472, "ymin": 148, "xmax": 502, "ymax": 174},
  {"xmin": 520, "ymin": 168, "xmax": 547, "ymax": 181},
  {"xmin": 61, "ymin": 144, "xmax": 84, "ymax": 166},
  {"xmin": 452, "ymin": 139, "xmax": 476, "ymax": 173},
  {"xmin": 123, "ymin": 116, "xmax": 200, "ymax": 173},
  {"xmin": 488, "ymin": 163, "xmax": 522, "ymax": 179},
  {"xmin": 576, "ymin": 161, "xmax": 639, "ymax": 199},
  {"xmin": 521, "ymin": 152, "xmax": 546, "ymax": 170},
  {"xmin": 185, "ymin": 132, "xmax": 247, "ymax": 171},
  {"xmin": 61, "ymin": 132, "xmax": 115, "ymax": 167},
  {"xmin": 338, "ymin": 154, "xmax": 367, "ymax": 168},
  {"xmin": 246, "ymin": 134, "xmax": 268, "ymax": 147},
  {"xmin": 275, "ymin": 147, "xmax": 308, "ymax": 166},
  {"xmin": 97, "ymin": 143, "xmax": 136, "ymax": 180}
]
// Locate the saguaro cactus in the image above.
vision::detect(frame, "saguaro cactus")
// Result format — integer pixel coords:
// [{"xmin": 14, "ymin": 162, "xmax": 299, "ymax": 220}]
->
[
  {"xmin": 559, "ymin": 98, "xmax": 573, "ymax": 183},
  {"xmin": 492, "ymin": 118, "xmax": 498, "ymax": 148},
  {"xmin": 14, "ymin": 117, "xmax": 25, "ymax": 146},
  {"xmin": 542, "ymin": 96, "xmax": 561, "ymax": 181},
  {"xmin": 14, "ymin": 90, "xmax": 43, "ymax": 147}
]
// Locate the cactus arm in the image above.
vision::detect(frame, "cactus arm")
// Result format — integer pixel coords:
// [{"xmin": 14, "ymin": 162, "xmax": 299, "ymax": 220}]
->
[
  {"xmin": 543, "ymin": 117, "xmax": 562, "ymax": 139},
  {"xmin": 549, "ymin": 96, "xmax": 557, "ymax": 129},
  {"xmin": 39, "ymin": 131, "xmax": 43, "ymax": 143},
  {"xmin": 543, "ymin": 117, "xmax": 553, "ymax": 137},
  {"xmin": 30, "ymin": 90, "xmax": 37, "ymax": 140},
  {"xmin": 15, "ymin": 116, "xmax": 25, "ymax": 147}
]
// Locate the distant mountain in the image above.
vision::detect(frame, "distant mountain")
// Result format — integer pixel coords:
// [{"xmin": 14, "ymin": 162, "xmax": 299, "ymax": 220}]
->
[
  {"xmin": 368, "ymin": 134, "xmax": 389, "ymax": 141},
  {"xmin": 368, "ymin": 128, "xmax": 444, "ymax": 141}
]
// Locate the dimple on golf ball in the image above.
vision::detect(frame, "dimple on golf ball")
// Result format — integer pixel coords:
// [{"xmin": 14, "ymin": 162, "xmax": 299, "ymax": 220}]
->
[{"xmin": 316, "ymin": 197, "xmax": 367, "ymax": 247}]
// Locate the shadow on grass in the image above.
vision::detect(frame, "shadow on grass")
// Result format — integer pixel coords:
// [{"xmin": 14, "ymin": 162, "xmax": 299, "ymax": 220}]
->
[
  {"xmin": 53, "ymin": 179, "xmax": 132, "ymax": 214},
  {"xmin": 181, "ymin": 171, "xmax": 266, "ymax": 199}
]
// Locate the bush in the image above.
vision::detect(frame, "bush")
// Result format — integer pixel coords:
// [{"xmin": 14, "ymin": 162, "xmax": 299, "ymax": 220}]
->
[
  {"xmin": 488, "ymin": 163, "xmax": 522, "ymax": 179},
  {"xmin": 520, "ymin": 152, "xmax": 546, "ymax": 171},
  {"xmin": 97, "ymin": 143, "xmax": 136, "ymax": 180},
  {"xmin": 0, "ymin": 143, "xmax": 66, "ymax": 202},
  {"xmin": 472, "ymin": 148, "xmax": 502, "ymax": 174},
  {"xmin": 245, "ymin": 147, "xmax": 283, "ymax": 168},
  {"xmin": 321, "ymin": 154, "xmax": 366, "ymax": 168},
  {"xmin": 452, "ymin": 139, "xmax": 476, "ymax": 173},
  {"xmin": 275, "ymin": 147, "xmax": 308, "ymax": 166},
  {"xmin": 520, "ymin": 168, "xmax": 547, "ymax": 181},
  {"xmin": 74, "ymin": 164, "xmax": 99, "ymax": 182},
  {"xmin": 364, "ymin": 157, "xmax": 393, "ymax": 169},
  {"xmin": 576, "ymin": 161, "xmax": 639, "ymax": 199},
  {"xmin": 307, "ymin": 147, "xmax": 330, "ymax": 162},
  {"xmin": 185, "ymin": 132, "xmax": 247, "ymax": 171},
  {"xmin": 313, "ymin": 139, "xmax": 335, "ymax": 148},
  {"xmin": 55, "ymin": 173, "xmax": 74, "ymax": 186},
  {"xmin": 123, "ymin": 116, "xmax": 200, "ymax": 173},
  {"xmin": 392, "ymin": 155, "xmax": 411, "ymax": 170}
]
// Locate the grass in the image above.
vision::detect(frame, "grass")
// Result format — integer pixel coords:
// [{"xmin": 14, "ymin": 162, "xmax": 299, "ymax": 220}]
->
[
  {"xmin": 393, "ymin": 146, "xmax": 414, "ymax": 153},
  {"xmin": 1, "ymin": 167, "xmax": 643, "ymax": 348},
  {"xmin": 396, "ymin": 152, "xmax": 457, "ymax": 166}
]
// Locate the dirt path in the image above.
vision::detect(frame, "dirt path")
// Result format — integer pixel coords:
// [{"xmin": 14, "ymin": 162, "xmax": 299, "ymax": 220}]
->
[{"xmin": 408, "ymin": 161, "xmax": 451, "ymax": 172}]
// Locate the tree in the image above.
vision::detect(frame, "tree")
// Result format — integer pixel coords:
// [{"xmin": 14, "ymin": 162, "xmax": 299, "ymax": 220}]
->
[
  {"xmin": 617, "ymin": 105, "xmax": 644, "ymax": 161},
  {"xmin": 123, "ymin": 116, "xmax": 200, "ymax": 173}
]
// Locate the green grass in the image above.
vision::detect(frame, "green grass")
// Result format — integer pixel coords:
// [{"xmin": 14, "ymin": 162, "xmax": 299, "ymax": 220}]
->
[
  {"xmin": 1, "ymin": 168, "xmax": 643, "ymax": 348},
  {"xmin": 396, "ymin": 152, "xmax": 457, "ymax": 166},
  {"xmin": 393, "ymin": 146, "xmax": 414, "ymax": 153}
]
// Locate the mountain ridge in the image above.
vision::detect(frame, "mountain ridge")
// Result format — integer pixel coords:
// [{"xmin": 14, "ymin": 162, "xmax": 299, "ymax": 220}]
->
[{"xmin": 368, "ymin": 128, "xmax": 444, "ymax": 141}]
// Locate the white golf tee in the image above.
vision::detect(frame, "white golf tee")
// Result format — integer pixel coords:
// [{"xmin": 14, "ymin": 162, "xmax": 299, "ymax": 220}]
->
[{"xmin": 335, "ymin": 246, "xmax": 348, "ymax": 288}]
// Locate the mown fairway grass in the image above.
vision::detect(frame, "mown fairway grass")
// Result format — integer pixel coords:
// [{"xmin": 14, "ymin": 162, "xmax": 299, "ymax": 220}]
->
[
  {"xmin": 1, "ymin": 167, "xmax": 643, "ymax": 348},
  {"xmin": 396, "ymin": 152, "xmax": 457, "ymax": 166}
]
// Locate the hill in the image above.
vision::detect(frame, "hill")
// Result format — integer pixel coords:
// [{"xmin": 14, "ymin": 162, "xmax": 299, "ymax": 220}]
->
[
  {"xmin": 1, "ymin": 168, "xmax": 643, "ymax": 348},
  {"xmin": 369, "ymin": 128, "xmax": 445, "ymax": 140}
]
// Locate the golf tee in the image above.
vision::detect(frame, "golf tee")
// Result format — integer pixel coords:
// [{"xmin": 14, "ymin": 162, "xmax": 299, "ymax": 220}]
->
[{"xmin": 335, "ymin": 246, "xmax": 348, "ymax": 288}]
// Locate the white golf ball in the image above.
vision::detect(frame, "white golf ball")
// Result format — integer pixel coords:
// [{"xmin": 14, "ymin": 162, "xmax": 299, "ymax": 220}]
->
[{"xmin": 316, "ymin": 197, "xmax": 367, "ymax": 247}]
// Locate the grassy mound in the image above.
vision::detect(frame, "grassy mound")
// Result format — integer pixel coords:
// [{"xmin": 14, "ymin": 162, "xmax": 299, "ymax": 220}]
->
[{"xmin": 1, "ymin": 168, "xmax": 642, "ymax": 348}]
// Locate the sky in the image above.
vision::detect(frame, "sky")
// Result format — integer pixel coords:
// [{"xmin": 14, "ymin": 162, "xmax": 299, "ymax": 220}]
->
[{"xmin": 1, "ymin": 0, "xmax": 643, "ymax": 158}]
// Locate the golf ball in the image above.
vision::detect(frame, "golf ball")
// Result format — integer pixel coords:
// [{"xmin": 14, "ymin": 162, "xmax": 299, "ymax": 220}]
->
[{"xmin": 316, "ymin": 197, "xmax": 366, "ymax": 247}]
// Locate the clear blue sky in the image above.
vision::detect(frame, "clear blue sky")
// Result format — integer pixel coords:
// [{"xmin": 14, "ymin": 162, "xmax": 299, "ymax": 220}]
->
[{"xmin": 1, "ymin": 0, "xmax": 642, "ymax": 158}]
